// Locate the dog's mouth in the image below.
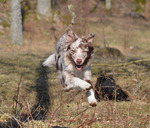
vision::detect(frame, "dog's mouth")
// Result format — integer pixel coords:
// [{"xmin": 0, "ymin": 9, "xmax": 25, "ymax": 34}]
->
[{"xmin": 75, "ymin": 64, "xmax": 82, "ymax": 71}]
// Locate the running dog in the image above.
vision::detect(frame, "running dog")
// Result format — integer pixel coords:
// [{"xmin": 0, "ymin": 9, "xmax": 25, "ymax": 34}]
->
[{"xmin": 43, "ymin": 29, "xmax": 97, "ymax": 107}]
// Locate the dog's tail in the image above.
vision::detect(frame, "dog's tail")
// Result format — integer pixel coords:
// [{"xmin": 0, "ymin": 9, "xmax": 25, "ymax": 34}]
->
[{"xmin": 43, "ymin": 53, "xmax": 56, "ymax": 67}]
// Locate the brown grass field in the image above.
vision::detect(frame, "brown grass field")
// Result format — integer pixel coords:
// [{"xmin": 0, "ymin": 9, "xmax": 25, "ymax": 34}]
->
[{"xmin": 0, "ymin": 1, "xmax": 150, "ymax": 128}]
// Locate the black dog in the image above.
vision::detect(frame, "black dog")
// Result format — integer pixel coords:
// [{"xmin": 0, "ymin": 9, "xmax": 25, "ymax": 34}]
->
[{"xmin": 95, "ymin": 75, "xmax": 130, "ymax": 101}]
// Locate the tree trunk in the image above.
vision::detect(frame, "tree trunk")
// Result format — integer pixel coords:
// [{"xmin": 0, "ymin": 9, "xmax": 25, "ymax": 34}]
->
[
  {"xmin": 10, "ymin": 0, "xmax": 23, "ymax": 45},
  {"xmin": 105, "ymin": 0, "xmax": 111, "ymax": 11},
  {"xmin": 37, "ymin": 0, "xmax": 50, "ymax": 17},
  {"xmin": 51, "ymin": 0, "xmax": 56, "ymax": 10},
  {"xmin": 145, "ymin": 0, "xmax": 150, "ymax": 20}
]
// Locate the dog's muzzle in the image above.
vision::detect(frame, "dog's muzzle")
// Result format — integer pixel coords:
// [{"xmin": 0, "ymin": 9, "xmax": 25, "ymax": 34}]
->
[{"xmin": 75, "ymin": 59, "xmax": 83, "ymax": 71}]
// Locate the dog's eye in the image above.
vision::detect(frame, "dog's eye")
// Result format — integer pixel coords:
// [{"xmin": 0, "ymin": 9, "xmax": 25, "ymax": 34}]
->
[
  {"xmin": 84, "ymin": 46, "xmax": 89, "ymax": 51},
  {"xmin": 82, "ymin": 50, "xmax": 87, "ymax": 53},
  {"xmin": 83, "ymin": 48, "xmax": 89, "ymax": 52},
  {"xmin": 71, "ymin": 50, "xmax": 76, "ymax": 53}
]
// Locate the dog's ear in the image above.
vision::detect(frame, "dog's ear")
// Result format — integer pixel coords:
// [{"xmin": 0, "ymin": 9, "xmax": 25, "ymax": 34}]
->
[
  {"xmin": 66, "ymin": 29, "xmax": 77, "ymax": 43},
  {"xmin": 86, "ymin": 33, "xmax": 95, "ymax": 43}
]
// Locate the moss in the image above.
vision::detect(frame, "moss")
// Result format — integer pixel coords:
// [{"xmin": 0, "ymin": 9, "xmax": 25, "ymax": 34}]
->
[
  {"xmin": 0, "ymin": 32, "xmax": 4, "ymax": 36},
  {"xmin": 34, "ymin": 13, "xmax": 38, "ymax": 21},
  {"xmin": 134, "ymin": 0, "xmax": 146, "ymax": 12},
  {"xmin": 1, "ymin": 20, "xmax": 9, "ymax": 28},
  {"xmin": 0, "ymin": 114, "xmax": 11, "ymax": 122},
  {"xmin": 22, "ymin": 13, "xmax": 30, "ymax": 22},
  {"xmin": 62, "ymin": 15, "xmax": 72, "ymax": 26},
  {"xmin": 23, "ymin": 120, "xmax": 45, "ymax": 128}
]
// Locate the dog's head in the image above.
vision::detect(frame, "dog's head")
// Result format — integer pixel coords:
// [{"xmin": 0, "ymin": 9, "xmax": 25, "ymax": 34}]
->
[{"xmin": 65, "ymin": 29, "xmax": 95, "ymax": 71}]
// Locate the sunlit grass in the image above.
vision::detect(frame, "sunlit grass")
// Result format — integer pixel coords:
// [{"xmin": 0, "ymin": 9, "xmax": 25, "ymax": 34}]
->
[{"xmin": 0, "ymin": 15, "xmax": 150, "ymax": 127}]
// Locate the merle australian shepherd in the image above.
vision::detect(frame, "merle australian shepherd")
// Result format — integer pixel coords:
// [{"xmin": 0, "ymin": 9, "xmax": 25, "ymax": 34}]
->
[{"xmin": 43, "ymin": 29, "xmax": 97, "ymax": 107}]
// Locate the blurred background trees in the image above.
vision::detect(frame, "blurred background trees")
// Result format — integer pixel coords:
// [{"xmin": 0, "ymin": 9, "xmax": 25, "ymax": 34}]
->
[
  {"xmin": 105, "ymin": 0, "xmax": 111, "ymax": 10},
  {"xmin": 145, "ymin": 0, "xmax": 150, "ymax": 19},
  {"xmin": 0, "ymin": 0, "xmax": 149, "ymax": 45},
  {"xmin": 10, "ymin": 0, "xmax": 23, "ymax": 45},
  {"xmin": 37, "ymin": 0, "xmax": 51, "ymax": 17}
]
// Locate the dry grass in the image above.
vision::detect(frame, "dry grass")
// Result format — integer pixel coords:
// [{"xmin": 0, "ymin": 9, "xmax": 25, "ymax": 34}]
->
[
  {"xmin": 0, "ymin": 44, "xmax": 150, "ymax": 128},
  {"xmin": 0, "ymin": 10, "xmax": 150, "ymax": 128}
]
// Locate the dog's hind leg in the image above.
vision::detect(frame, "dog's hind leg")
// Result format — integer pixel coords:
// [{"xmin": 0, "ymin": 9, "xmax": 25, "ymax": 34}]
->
[{"xmin": 43, "ymin": 53, "xmax": 56, "ymax": 67}]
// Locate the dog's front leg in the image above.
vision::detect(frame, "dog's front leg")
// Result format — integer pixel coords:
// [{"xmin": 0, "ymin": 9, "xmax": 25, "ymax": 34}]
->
[
  {"xmin": 63, "ymin": 76, "xmax": 92, "ymax": 91},
  {"xmin": 72, "ymin": 77, "xmax": 93, "ymax": 90},
  {"xmin": 83, "ymin": 69, "xmax": 97, "ymax": 107},
  {"xmin": 62, "ymin": 71, "xmax": 92, "ymax": 91},
  {"xmin": 69, "ymin": 77, "xmax": 97, "ymax": 107},
  {"xmin": 86, "ymin": 89, "xmax": 97, "ymax": 107},
  {"xmin": 84, "ymin": 80, "xmax": 97, "ymax": 107},
  {"xmin": 63, "ymin": 72, "xmax": 97, "ymax": 107}
]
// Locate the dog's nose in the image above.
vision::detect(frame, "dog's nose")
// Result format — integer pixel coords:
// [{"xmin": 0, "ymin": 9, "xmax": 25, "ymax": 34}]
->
[{"xmin": 76, "ymin": 59, "xmax": 82, "ymax": 65}]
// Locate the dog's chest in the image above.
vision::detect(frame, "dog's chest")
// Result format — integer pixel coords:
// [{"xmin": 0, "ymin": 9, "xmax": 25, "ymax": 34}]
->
[
  {"xmin": 74, "ymin": 70, "xmax": 84, "ymax": 79},
  {"xmin": 62, "ymin": 61, "xmax": 84, "ymax": 79}
]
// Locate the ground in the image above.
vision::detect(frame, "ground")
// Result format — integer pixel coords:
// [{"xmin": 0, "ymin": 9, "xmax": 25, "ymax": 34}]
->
[{"xmin": 0, "ymin": 8, "xmax": 150, "ymax": 128}]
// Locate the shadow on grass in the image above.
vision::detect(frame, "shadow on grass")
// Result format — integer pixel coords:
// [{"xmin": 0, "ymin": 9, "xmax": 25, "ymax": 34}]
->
[
  {"xmin": 0, "ymin": 120, "xmax": 19, "ymax": 128},
  {"xmin": 0, "ymin": 63, "xmax": 51, "ymax": 127},
  {"xmin": 30, "ymin": 63, "xmax": 50, "ymax": 120}
]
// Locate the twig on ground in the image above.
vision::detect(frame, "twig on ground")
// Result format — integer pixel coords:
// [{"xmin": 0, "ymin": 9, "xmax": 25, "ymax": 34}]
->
[
  {"xmin": 54, "ymin": 117, "xmax": 79, "ymax": 123},
  {"xmin": 26, "ymin": 101, "xmax": 34, "ymax": 128},
  {"xmin": 72, "ymin": 107, "xmax": 90, "ymax": 121},
  {"xmin": 92, "ymin": 59, "xmax": 150, "ymax": 67},
  {"xmin": 76, "ymin": 107, "xmax": 97, "ymax": 128},
  {"xmin": 115, "ymin": 106, "xmax": 128, "ymax": 127},
  {"xmin": 107, "ymin": 101, "xmax": 116, "ymax": 128},
  {"xmin": 0, "ymin": 109, "xmax": 23, "ymax": 128},
  {"xmin": 11, "ymin": 115, "xmax": 23, "ymax": 128},
  {"xmin": 13, "ymin": 73, "xmax": 23, "ymax": 118},
  {"xmin": 132, "ymin": 82, "xmax": 142, "ymax": 96},
  {"xmin": 47, "ymin": 93, "xmax": 74, "ymax": 128}
]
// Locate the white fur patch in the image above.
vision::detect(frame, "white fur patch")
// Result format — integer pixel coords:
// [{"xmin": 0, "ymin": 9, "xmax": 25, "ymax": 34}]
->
[
  {"xmin": 87, "ymin": 89, "xmax": 97, "ymax": 105},
  {"xmin": 43, "ymin": 53, "xmax": 55, "ymax": 67}
]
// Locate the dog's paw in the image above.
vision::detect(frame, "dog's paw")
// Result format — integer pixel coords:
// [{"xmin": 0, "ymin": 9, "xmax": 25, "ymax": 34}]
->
[
  {"xmin": 88, "ymin": 97, "xmax": 97, "ymax": 107},
  {"xmin": 87, "ymin": 89, "xmax": 97, "ymax": 107}
]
